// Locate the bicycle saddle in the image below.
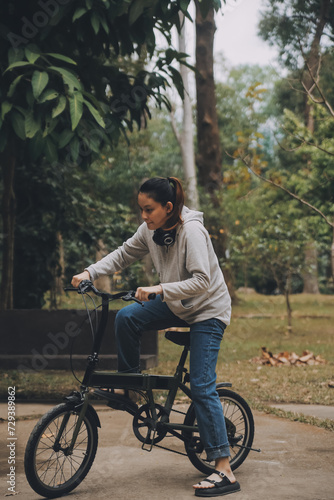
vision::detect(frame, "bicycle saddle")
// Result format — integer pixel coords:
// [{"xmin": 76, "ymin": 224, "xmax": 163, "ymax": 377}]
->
[{"xmin": 165, "ymin": 330, "xmax": 190, "ymax": 347}]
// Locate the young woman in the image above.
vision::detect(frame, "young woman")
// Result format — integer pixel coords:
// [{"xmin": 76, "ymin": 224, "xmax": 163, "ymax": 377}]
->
[{"xmin": 72, "ymin": 177, "xmax": 240, "ymax": 497}]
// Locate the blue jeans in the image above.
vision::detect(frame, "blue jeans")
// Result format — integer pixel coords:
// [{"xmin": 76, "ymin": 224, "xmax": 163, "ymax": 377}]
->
[{"xmin": 114, "ymin": 296, "xmax": 230, "ymax": 461}]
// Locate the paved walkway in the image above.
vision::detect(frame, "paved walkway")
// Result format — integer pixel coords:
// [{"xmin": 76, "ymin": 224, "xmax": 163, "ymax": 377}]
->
[
  {"xmin": 269, "ymin": 403, "xmax": 334, "ymax": 421},
  {"xmin": 1, "ymin": 403, "xmax": 334, "ymax": 499}
]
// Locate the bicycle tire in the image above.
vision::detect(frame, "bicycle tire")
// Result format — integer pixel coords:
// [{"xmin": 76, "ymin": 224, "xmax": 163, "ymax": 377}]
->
[
  {"xmin": 24, "ymin": 402, "xmax": 98, "ymax": 498},
  {"xmin": 183, "ymin": 388, "xmax": 254, "ymax": 474}
]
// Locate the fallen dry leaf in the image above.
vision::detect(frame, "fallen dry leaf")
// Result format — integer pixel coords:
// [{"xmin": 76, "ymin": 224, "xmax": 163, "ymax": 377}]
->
[{"xmin": 251, "ymin": 347, "xmax": 327, "ymax": 366}]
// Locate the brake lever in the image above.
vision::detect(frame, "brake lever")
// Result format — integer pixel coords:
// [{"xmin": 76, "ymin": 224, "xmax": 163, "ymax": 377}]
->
[
  {"xmin": 122, "ymin": 291, "xmax": 144, "ymax": 307},
  {"xmin": 78, "ymin": 279, "xmax": 94, "ymax": 294},
  {"xmin": 121, "ymin": 291, "xmax": 156, "ymax": 306}
]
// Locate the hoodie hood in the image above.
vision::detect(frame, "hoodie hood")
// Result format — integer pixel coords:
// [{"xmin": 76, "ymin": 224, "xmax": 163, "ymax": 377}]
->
[{"xmin": 180, "ymin": 206, "xmax": 204, "ymax": 227}]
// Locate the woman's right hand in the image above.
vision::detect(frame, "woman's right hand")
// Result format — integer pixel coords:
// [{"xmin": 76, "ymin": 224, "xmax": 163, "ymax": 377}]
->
[{"xmin": 71, "ymin": 271, "xmax": 90, "ymax": 288}]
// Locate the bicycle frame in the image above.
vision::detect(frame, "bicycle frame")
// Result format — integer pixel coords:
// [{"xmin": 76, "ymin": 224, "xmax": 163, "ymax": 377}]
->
[{"xmin": 63, "ymin": 281, "xmax": 257, "ymax": 458}]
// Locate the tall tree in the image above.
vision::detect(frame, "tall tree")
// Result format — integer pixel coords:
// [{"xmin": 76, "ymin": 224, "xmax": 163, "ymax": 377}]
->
[
  {"xmin": 195, "ymin": 0, "xmax": 222, "ymax": 193},
  {"xmin": 194, "ymin": 0, "xmax": 236, "ymax": 296},
  {"xmin": 171, "ymin": 13, "xmax": 199, "ymax": 209},
  {"xmin": 0, "ymin": 0, "xmax": 221, "ymax": 309}
]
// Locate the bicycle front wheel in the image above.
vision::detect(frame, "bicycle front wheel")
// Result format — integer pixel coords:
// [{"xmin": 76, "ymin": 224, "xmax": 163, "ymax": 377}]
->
[
  {"xmin": 184, "ymin": 388, "xmax": 254, "ymax": 474},
  {"xmin": 24, "ymin": 402, "xmax": 98, "ymax": 498}
]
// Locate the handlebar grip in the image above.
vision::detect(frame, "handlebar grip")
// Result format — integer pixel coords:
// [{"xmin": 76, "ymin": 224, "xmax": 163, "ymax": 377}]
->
[{"xmin": 148, "ymin": 293, "xmax": 156, "ymax": 300}]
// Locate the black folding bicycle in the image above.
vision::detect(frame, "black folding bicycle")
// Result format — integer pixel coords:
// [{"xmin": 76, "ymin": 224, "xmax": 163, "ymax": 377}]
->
[{"xmin": 24, "ymin": 280, "xmax": 259, "ymax": 498}]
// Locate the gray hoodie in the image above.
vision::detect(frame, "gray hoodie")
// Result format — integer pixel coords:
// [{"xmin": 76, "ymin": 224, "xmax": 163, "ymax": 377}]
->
[{"xmin": 86, "ymin": 207, "xmax": 231, "ymax": 325}]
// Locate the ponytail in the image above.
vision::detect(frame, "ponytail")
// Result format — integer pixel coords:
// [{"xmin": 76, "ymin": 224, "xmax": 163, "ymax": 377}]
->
[{"xmin": 166, "ymin": 177, "xmax": 184, "ymax": 229}]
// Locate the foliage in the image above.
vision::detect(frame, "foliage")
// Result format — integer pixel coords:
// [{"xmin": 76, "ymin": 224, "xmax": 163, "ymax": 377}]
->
[
  {"xmin": 219, "ymin": 3, "xmax": 334, "ymax": 296},
  {"xmin": 258, "ymin": 0, "xmax": 334, "ymax": 68},
  {"xmin": 0, "ymin": 0, "xmax": 222, "ymax": 308},
  {"xmin": 0, "ymin": 0, "xmax": 200, "ymax": 159}
]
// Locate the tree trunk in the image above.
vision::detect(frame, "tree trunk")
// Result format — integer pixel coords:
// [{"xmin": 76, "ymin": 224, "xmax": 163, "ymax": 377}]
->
[
  {"xmin": 331, "ymin": 219, "xmax": 334, "ymax": 286},
  {"xmin": 55, "ymin": 232, "xmax": 65, "ymax": 296},
  {"xmin": 302, "ymin": 240, "xmax": 320, "ymax": 294},
  {"xmin": 285, "ymin": 289, "xmax": 292, "ymax": 332},
  {"xmin": 194, "ymin": 1, "xmax": 235, "ymax": 300},
  {"xmin": 178, "ymin": 13, "xmax": 199, "ymax": 210},
  {"xmin": 0, "ymin": 142, "xmax": 16, "ymax": 310},
  {"xmin": 302, "ymin": 0, "xmax": 330, "ymax": 129},
  {"xmin": 301, "ymin": 1, "xmax": 329, "ymax": 294},
  {"xmin": 195, "ymin": 1, "xmax": 222, "ymax": 192},
  {"xmin": 94, "ymin": 239, "xmax": 112, "ymax": 292}
]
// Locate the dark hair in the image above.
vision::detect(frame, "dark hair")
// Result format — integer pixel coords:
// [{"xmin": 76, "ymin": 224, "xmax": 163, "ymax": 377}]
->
[{"xmin": 139, "ymin": 177, "xmax": 185, "ymax": 229}]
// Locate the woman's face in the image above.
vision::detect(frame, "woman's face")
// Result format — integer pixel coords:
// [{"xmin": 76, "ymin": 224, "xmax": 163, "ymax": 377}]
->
[{"xmin": 138, "ymin": 192, "xmax": 173, "ymax": 230}]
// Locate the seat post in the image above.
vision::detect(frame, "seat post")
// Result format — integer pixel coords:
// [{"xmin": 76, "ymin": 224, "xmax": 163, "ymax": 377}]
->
[{"xmin": 174, "ymin": 346, "xmax": 189, "ymax": 379}]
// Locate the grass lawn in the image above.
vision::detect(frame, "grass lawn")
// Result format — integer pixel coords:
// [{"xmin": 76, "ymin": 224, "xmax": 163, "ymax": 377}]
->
[{"xmin": 1, "ymin": 291, "xmax": 333, "ymax": 429}]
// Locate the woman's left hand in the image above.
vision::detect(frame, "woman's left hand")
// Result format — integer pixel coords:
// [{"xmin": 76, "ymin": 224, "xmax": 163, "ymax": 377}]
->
[{"xmin": 135, "ymin": 285, "xmax": 163, "ymax": 301}]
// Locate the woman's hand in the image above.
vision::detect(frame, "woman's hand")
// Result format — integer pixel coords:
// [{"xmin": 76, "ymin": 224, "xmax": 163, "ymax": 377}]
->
[
  {"xmin": 135, "ymin": 285, "xmax": 163, "ymax": 301},
  {"xmin": 71, "ymin": 271, "xmax": 90, "ymax": 288}
]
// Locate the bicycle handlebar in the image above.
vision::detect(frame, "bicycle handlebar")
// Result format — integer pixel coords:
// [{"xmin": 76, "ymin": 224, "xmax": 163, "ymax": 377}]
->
[{"xmin": 64, "ymin": 280, "xmax": 156, "ymax": 306}]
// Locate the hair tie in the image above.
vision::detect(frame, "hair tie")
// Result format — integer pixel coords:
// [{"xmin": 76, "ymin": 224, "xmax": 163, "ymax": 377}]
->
[{"xmin": 167, "ymin": 177, "xmax": 175, "ymax": 188}]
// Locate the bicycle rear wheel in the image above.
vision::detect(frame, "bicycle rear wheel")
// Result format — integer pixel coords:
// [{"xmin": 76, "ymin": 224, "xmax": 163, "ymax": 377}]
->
[
  {"xmin": 25, "ymin": 402, "xmax": 98, "ymax": 498},
  {"xmin": 183, "ymin": 388, "xmax": 254, "ymax": 474}
]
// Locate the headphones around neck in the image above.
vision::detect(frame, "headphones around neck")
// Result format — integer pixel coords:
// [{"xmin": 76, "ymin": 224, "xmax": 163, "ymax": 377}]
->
[{"xmin": 153, "ymin": 228, "xmax": 176, "ymax": 247}]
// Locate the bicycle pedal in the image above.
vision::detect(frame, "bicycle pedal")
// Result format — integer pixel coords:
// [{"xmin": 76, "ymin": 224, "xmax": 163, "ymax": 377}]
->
[{"xmin": 229, "ymin": 434, "xmax": 243, "ymax": 446}]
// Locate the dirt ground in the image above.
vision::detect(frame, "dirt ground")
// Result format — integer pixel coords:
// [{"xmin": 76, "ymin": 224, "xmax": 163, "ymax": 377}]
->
[{"xmin": 1, "ymin": 403, "xmax": 333, "ymax": 500}]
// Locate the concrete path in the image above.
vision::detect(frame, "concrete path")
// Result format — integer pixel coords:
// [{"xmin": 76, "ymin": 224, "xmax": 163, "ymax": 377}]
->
[
  {"xmin": 1, "ymin": 403, "xmax": 334, "ymax": 500},
  {"xmin": 269, "ymin": 403, "xmax": 334, "ymax": 421}
]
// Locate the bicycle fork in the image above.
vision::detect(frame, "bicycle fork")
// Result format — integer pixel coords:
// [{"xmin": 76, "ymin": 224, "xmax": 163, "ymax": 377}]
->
[{"xmin": 53, "ymin": 391, "xmax": 90, "ymax": 455}]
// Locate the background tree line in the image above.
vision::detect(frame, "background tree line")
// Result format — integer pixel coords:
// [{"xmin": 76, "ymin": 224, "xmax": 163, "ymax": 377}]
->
[{"xmin": 0, "ymin": 0, "xmax": 333, "ymax": 311}]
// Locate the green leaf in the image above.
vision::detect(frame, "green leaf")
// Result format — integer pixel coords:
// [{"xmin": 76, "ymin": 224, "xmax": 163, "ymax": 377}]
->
[
  {"xmin": 83, "ymin": 99, "xmax": 105, "ymax": 128},
  {"xmin": 8, "ymin": 47, "xmax": 24, "ymax": 65},
  {"xmin": 44, "ymin": 137, "xmax": 58, "ymax": 163},
  {"xmin": 69, "ymin": 91, "xmax": 83, "ymax": 130},
  {"xmin": 25, "ymin": 112, "xmax": 41, "ymax": 138},
  {"xmin": 31, "ymin": 71, "xmax": 49, "ymax": 99},
  {"xmin": 91, "ymin": 12, "xmax": 100, "ymax": 34},
  {"xmin": 52, "ymin": 95, "xmax": 67, "ymax": 118},
  {"xmin": 29, "ymin": 133, "xmax": 44, "ymax": 161},
  {"xmin": 25, "ymin": 46, "xmax": 41, "ymax": 64},
  {"xmin": 10, "ymin": 110, "xmax": 26, "ymax": 140},
  {"xmin": 73, "ymin": 7, "xmax": 87, "ymax": 22},
  {"xmin": 7, "ymin": 75, "xmax": 24, "ymax": 97},
  {"xmin": 45, "ymin": 53, "xmax": 77, "ymax": 65},
  {"xmin": 49, "ymin": 66, "xmax": 83, "ymax": 90},
  {"xmin": 100, "ymin": 16, "xmax": 110, "ymax": 34},
  {"xmin": 38, "ymin": 89, "xmax": 59, "ymax": 103},
  {"xmin": 4, "ymin": 61, "xmax": 32, "ymax": 73},
  {"xmin": 58, "ymin": 129, "xmax": 75, "ymax": 148},
  {"xmin": 69, "ymin": 136, "xmax": 80, "ymax": 161},
  {"xmin": 43, "ymin": 116, "xmax": 59, "ymax": 137},
  {"xmin": 129, "ymin": 0, "xmax": 144, "ymax": 25},
  {"xmin": 1, "ymin": 101, "xmax": 13, "ymax": 120}
]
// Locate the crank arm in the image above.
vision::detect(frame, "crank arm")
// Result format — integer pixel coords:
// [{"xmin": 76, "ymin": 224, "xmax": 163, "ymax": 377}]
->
[{"xmin": 233, "ymin": 443, "xmax": 261, "ymax": 453}]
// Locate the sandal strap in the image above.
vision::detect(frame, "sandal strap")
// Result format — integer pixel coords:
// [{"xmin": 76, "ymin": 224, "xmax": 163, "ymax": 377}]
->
[
  {"xmin": 214, "ymin": 470, "xmax": 227, "ymax": 480},
  {"xmin": 197, "ymin": 471, "xmax": 230, "ymax": 488},
  {"xmin": 197, "ymin": 479, "xmax": 216, "ymax": 486}
]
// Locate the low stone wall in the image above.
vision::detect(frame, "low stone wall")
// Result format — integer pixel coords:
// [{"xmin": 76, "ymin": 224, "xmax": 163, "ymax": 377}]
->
[{"xmin": 1, "ymin": 309, "xmax": 158, "ymax": 371}]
